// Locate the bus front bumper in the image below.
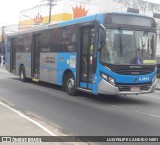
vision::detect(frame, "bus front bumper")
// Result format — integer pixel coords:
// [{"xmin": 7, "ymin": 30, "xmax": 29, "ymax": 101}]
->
[{"xmin": 98, "ymin": 79, "xmax": 157, "ymax": 95}]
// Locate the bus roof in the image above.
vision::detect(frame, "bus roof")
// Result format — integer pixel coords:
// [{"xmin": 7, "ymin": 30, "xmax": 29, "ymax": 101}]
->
[
  {"xmin": 111, "ymin": 12, "xmax": 154, "ymax": 19},
  {"xmin": 7, "ymin": 12, "xmax": 155, "ymax": 37}
]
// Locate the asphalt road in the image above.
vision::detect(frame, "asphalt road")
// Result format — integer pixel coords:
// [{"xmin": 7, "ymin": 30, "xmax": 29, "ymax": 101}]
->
[{"xmin": 0, "ymin": 68, "xmax": 160, "ymax": 141}]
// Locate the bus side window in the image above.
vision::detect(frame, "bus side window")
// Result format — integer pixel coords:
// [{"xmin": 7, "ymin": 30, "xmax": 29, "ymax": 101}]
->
[
  {"xmin": 40, "ymin": 30, "xmax": 51, "ymax": 52},
  {"xmin": 24, "ymin": 34, "xmax": 32, "ymax": 52},
  {"xmin": 61, "ymin": 25, "xmax": 77, "ymax": 52},
  {"xmin": 52, "ymin": 28, "xmax": 62, "ymax": 52}
]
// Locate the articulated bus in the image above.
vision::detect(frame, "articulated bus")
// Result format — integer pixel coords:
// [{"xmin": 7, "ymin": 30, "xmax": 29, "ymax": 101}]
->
[{"xmin": 5, "ymin": 12, "xmax": 157, "ymax": 96}]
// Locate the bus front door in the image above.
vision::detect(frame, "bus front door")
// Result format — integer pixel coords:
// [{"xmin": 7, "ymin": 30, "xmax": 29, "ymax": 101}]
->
[
  {"xmin": 78, "ymin": 26, "xmax": 95, "ymax": 91},
  {"xmin": 32, "ymin": 34, "xmax": 40, "ymax": 79}
]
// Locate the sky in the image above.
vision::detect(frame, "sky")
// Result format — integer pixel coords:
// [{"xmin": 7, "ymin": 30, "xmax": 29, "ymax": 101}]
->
[
  {"xmin": 147, "ymin": 0, "xmax": 160, "ymax": 3},
  {"xmin": 0, "ymin": 0, "xmax": 160, "ymax": 26},
  {"xmin": 0, "ymin": 0, "xmax": 40, "ymax": 26}
]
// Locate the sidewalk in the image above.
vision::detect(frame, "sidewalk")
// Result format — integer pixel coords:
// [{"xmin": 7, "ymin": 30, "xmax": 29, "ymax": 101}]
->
[{"xmin": 0, "ymin": 102, "xmax": 68, "ymax": 145}]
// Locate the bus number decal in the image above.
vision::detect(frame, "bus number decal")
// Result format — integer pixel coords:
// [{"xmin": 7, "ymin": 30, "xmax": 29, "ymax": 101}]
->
[{"xmin": 139, "ymin": 77, "xmax": 150, "ymax": 82}]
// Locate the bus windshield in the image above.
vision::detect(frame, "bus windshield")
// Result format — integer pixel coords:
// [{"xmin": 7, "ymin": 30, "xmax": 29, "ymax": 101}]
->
[{"xmin": 100, "ymin": 29, "xmax": 156, "ymax": 65}]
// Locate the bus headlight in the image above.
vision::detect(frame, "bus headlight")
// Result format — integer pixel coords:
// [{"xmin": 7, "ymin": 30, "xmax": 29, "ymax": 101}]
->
[
  {"xmin": 108, "ymin": 76, "xmax": 115, "ymax": 85},
  {"xmin": 152, "ymin": 76, "xmax": 156, "ymax": 84},
  {"xmin": 101, "ymin": 72, "xmax": 116, "ymax": 86},
  {"xmin": 101, "ymin": 73, "xmax": 108, "ymax": 80}
]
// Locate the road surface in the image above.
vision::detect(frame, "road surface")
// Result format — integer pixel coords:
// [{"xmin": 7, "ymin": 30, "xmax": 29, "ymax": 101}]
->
[{"xmin": 0, "ymin": 68, "xmax": 160, "ymax": 145}]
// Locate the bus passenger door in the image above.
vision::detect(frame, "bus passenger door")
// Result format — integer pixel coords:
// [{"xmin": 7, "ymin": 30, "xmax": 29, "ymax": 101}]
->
[
  {"xmin": 78, "ymin": 26, "xmax": 95, "ymax": 90},
  {"xmin": 10, "ymin": 38, "xmax": 16, "ymax": 73},
  {"xmin": 32, "ymin": 34, "xmax": 40, "ymax": 79}
]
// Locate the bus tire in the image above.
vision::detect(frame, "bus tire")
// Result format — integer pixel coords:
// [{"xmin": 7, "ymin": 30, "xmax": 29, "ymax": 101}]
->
[
  {"xmin": 20, "ymin": 66, "xmax": 27, "ymax": 82},
  {"xmin": 65, "ymin": 73, "xmax": 76, "ymax": 96}
]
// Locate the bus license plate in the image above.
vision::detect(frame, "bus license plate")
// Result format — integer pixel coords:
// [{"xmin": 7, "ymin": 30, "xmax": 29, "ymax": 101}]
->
[{"xmin": 130, "ymin": 86, "xmax": 140, "ymax": 92}]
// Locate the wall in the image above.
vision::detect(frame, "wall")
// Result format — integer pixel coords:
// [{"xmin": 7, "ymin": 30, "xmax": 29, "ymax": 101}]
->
[{"xmin": 19, "ymin": 0, "xmax": 99, "ymax": 30}]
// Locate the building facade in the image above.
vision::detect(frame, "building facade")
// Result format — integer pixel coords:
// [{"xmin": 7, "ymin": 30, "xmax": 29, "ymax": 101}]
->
[{"xmin": 19, "ymin": 0, "xmax": 99, "ymax": 29}]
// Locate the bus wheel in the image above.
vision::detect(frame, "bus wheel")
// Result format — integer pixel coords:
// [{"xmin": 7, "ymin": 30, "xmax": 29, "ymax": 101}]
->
[
  {"xmin": 20, "ymin": 66, "xmax": 27, "ymax": 82},
  {"xmin": 65, "ymin": 73, "xmax": 76, "ymax": 96}
]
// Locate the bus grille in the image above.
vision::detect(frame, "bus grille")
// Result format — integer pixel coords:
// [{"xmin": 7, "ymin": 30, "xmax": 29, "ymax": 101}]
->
[
  {"xmin": 117, "ymin": 83, "xmax": 151, "ymax": 92},
  {"xmin": 113, "ymin": 70, "xmax": 152, "ymax": 75},
  {"xmin": 106, "ymin": 65, "xmax": 156, "ymax": 75}
]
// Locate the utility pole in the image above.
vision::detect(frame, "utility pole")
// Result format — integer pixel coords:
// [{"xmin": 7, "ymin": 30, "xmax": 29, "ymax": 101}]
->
[
  {"xmin": 42, "ymin": 0, "xmax": 60, "ymax": 23},
  {"xmin": 49, "ymin": 0, "xmax": 52, "ymax": 23}
]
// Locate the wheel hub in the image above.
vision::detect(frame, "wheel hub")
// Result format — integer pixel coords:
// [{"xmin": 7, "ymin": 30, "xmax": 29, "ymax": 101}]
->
[{"xmin": 67, "ymin": 78, "xmax": 74, "ymax": 89}]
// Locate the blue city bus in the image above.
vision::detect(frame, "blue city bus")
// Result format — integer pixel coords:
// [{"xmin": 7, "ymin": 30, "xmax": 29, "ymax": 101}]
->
[{"xmin": 5, "ymin": 12, "xmax": 157, "ymax": 96}]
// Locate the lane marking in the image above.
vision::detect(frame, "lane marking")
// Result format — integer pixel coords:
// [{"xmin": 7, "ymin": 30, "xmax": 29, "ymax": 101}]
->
[
  {"xmin": 77, "ymin": 95, "xmax": 160, "ymax": 119},
  {"xmin": 111, "ymin": 105, "xmax": 160, "ymax": 118},
  {"xmin": 0, "ymin": 102, "xmax": 56, "ymax": 136},
  {"xmin": 130, "ymin": 109, "xmax": 160, "ymax": 118}
]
